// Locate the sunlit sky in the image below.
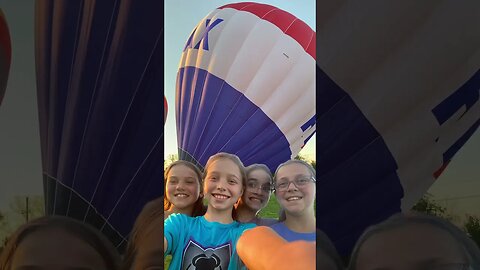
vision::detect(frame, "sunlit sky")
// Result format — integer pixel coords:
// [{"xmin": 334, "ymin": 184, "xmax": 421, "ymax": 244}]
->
[{"xmin": 163, "ymin": 0, "xmax": 316, "ymax": 161}]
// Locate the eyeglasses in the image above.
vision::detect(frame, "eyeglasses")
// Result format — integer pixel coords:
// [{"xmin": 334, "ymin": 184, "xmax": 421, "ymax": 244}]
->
[
  {"xmin": 246, "ymin": 182, "xmax": 272, "ymax": 193},
  {"xmin": 274, "ymin": 176, "xmax": 315, "ymax": 192}
]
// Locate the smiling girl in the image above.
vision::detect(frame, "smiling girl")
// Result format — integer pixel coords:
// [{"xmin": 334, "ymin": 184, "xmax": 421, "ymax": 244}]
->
[
  {"xmin": 235, "ymin": 164, "xmax": 277, "ymax": 226},
  {"xmin": 164, "ymin": 152, "xmax": 256, "ymax": 270},
  {"xmin": 164, "ymin": 160, "xmax": 205, "ymax": 219},
  {"xmin": 270, "ymin": 159, "xmax": 316, "ymax": 242}
]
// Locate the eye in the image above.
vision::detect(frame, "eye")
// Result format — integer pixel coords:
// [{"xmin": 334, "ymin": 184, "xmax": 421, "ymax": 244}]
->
[
  {"xmin": 228, "ymin": 179, "xmax": 238, "ymax": 185},
  {"xmin": 277, "ymin": 182, "xmax": 287, "ymax": 188},
  {"xmin": 298, "ymin": 178, "xmax": 309, "ymax": 184},
  {"xmin": 168, "ymin": 179, "xmax": 178, "ymax": 184}
]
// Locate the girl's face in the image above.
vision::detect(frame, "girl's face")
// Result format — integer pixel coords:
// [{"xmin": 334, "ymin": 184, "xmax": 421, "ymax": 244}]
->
[
  {"xmin": 240, "ymin": 168, "xmax": 272, "ymax": 212},
  {"xmin": 275, "ymin": 163, "xmax": 316, "ymax": 215},
  {"xmin": 166, "ymin": 164, "xmax": 201, "ymax": 212},
  {"xmin": 10, "ymin": 228, "xmax": 108, "ymax": 270},
  {"xmin": 204, "ymin": 158, "xmax": 244, "ymax": 211}
]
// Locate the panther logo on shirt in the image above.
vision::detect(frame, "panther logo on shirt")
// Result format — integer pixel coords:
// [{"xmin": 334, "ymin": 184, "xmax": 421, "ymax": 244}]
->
[{"xmin": 182, "ymin": 239, "xmax": 231, "ymax": 270}]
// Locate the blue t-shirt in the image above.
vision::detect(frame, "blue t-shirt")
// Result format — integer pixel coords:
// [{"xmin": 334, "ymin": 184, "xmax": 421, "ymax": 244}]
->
[
  {"xmin": 270, "ymin": 222, "xmax": 316, "ymax": 242},
  {"xmin": 165, "ymin": 213, "xmax": 256, "ymax": 270}
]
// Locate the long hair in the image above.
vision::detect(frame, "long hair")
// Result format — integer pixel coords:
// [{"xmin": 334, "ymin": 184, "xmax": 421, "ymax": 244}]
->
[
  {"xmin": 0, "ymin": 215, "xmax": 120, "ymax": 270},
  {"xmin": 164, "ymin": 160, "xmax": 205, "ymax": 217},
  {"xmin": 348, "ymin": 213, "xmax": 480, "ymax": 270},
  {"xmin": 122, "ymin": 197, "xmax": 162, "ymax": 270}
]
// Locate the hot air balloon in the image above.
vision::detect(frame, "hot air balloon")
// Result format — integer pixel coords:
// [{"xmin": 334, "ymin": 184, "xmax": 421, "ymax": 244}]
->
[
  {"xmin": 175, "ymin": 2, "xmax": 316, "ymax": 172},
  {"xmin": 0, "ymin": 8, "xmax": 11, "ymax": 106},
  {"xmin": 316, "ymin": 0, "xmax": 480, "ymax": 255},
  {"xmin": 35, "ymin": 0, "xmax": 163, "ymax": 250}
]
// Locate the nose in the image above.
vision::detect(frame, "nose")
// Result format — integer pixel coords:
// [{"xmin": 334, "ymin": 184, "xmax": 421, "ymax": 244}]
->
[
  {"xmin": 215, "ymin": 180, "xmax": 226, "ymax": 191},
  {"xmin": 286, "ymin": 181, "xmax": 298, "ymax": 191},
  {"xmin": 175, "ymin": 181, "xmax": 186, "ymax": 191}
]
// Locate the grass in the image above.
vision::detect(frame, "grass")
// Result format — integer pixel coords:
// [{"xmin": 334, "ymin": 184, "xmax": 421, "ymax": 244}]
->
[{"xmin": 164, "ymin": 195, "xmax": 282, "ymax": 269}]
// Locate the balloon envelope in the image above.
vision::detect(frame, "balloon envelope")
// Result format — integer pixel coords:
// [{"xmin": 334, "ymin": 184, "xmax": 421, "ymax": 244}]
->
[
  {"xmin": 175, "ymin": 2, "xmax": 316, "ymax": 172},
  {"xmin": 35, "ymin": 0, "xmax": 163, "ymax": 250},
  {"xmin": 0, "ymin": 9, "xmax": 11, "ymax": 106},
  {"xmin": 316, "ymin": 0, "xmax": 480, "ymax": 255}
]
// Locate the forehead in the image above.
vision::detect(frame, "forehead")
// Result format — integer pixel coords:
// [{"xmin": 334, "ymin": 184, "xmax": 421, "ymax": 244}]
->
[
  {"xmin": 276, "ymin": 163, "xmax": 311, "ymax": 178},
  {"xmin": 207, "ymin": 158, "xmax": 242, "ymax": 176},
  {"xmin": 355, "ymin": 223, "xmax": 467, "ymax": 270},
  {"xmin": 247, "ymin": 168, "xmax": 271, "ymax": 183},
  {"xmin": 168, "ymin": 164, "xmax": 198, "ymax": 177}
]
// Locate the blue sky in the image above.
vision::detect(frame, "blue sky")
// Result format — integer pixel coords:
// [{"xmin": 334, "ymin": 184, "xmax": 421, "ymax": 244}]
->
[{"xmin": 163, "ymin": 0, "xmax": 316, "ymax": 160}]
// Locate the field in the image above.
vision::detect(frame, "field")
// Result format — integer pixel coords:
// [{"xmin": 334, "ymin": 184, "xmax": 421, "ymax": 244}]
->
[{"xmin": 164, "ymin": 195, "xmax": 282, "ymax": 269}]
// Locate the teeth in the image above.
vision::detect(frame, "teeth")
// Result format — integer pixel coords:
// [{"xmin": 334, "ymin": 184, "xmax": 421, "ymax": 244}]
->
[
  {"xmin": 175, "ymin": 194, "xmax": 188, "ymax": 197},
  {"xmin": 287, "ymin": 197, "xmax": 301, "ymax": 201},
  {"xmin": 250, "ymin": 197, "xmax": 262, "ymax": 202},
  {"xmin": 213, "ymin": 194, "xmax": 229, "ymax": 199}
]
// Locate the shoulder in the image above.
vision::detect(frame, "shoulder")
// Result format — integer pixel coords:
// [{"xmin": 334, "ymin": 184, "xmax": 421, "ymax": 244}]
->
[
  {"xmin": 257, "ymin": 218, "xmax": 278, "ymax": 226},
  {"xmin": 237, "ymin": 221, "xmax": 256, "ymax": 233},
  {"xmin": 165, "ymin": 213, "xmax": 194, "ymax": 225}
]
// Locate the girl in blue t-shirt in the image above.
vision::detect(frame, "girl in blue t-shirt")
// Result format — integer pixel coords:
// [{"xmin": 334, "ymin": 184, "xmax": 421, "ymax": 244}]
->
[
  {"xmin": 164, "ymin": 160, "xmax": 206, "ymax": 220},
  {"xmin": 270, "ymin": 159, "xmax": 316, "ymax": 242},
  {"xmin": 164, "ymin": 152, "xmax": 256, "ymax": 270}
]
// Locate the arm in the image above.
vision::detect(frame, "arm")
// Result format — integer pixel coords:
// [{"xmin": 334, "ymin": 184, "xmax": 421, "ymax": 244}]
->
[
  {"xmin": 237, "ymin": 226, "xmax": 316, "ymax": 270},
  {"xmin": 164, "ymin": 236, "xmax": 168, "ymax": 255}
]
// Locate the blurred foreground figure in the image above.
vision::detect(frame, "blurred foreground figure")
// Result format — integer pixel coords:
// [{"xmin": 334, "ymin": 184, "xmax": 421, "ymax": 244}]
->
[
  {"xmin": 122, "ymin": 197, "xmax": 163, "ymax": 270},
  {"xmin": 0, "ymin": 215, "xmax": 120, "ymax": 270},
  {"xmin": 349, "ymin": 213, "xmax": 480, "ymax": 270}
]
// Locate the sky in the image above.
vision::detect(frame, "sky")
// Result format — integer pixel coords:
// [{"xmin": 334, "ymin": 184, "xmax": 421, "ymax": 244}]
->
[
  {"xmin": 0, "ymin": 1, "xmax": 479, "ymax": 221},
  {"xmin": 163, "ymin": 0, "xmax": 317, "ymax": 161}
]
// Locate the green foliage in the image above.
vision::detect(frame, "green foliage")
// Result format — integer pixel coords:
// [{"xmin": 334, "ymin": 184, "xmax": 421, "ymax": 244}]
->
[
  {"xmin": 411, "ymin": 193, "xmax": 448, "ymax": 218},
  {"xmin": 164, "ymin": 154, "xmax": 179, "ymax": 169}
]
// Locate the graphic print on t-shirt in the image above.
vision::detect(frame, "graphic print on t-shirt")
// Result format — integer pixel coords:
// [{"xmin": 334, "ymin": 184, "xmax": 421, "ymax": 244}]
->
[{"xmin": 182, "ymin": 239, "xmax": 231, "ymax": 270}]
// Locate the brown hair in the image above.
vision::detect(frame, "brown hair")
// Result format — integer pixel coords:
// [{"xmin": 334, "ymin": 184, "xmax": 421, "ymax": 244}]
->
[
  {"xmin": 164, "ymin": 160, "xmax": 205, "ymax": 217},
  {"xmin": 122, "ymin": 197, "xmax": 162, "ymax": 270},
  {"xmin": 0, "ymin": 215, "xmax": 120, "ymax": 270}
]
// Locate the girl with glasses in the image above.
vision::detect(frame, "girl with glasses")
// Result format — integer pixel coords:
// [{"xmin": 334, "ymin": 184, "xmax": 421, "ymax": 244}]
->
[
  {"xmin": 235, "ymin": 164, "xmax": 278, "ymax": 226},
  {"xmin": 164, "ymin": 152, "xmax": 256, "ymax": 270},
  {"xmin": 270, "ymin": 159, "xmax": 316, "ymax": 242}
]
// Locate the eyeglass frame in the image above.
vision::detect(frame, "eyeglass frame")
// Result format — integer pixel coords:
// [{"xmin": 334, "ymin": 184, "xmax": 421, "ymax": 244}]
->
[
  {"xmin": 245, "ymin": 180, "xmax": 273, "ymax": 193},
  {"xmin": 273, "ymin": 175, "xmax": 316, "ymax": 192}
]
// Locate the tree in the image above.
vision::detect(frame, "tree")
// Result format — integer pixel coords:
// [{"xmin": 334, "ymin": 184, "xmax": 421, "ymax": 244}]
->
[
  {"xmin": 164, "ymin": 153, "xmax": 178, "ymax": 169},
  {"xmin": 294, "ymin": 154, "xmax": 316, "ymax": 169},
  {"xmin": 411, "ymin": 193, "xmax": 448, "ymax": 218},
  {"xmin": 464, "ymin": 215, "xmax": 480, "ymax": 248}
]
